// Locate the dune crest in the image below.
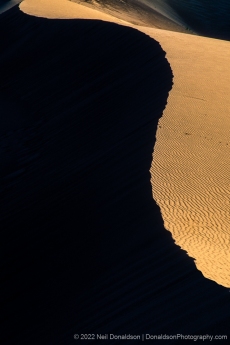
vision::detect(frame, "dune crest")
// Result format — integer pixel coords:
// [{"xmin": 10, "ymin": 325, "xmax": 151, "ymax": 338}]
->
[
  {"xmin": 20, "ymin": 0, "xmax": 125, "ymax": 22},
  {"xmin": 1, "ymin": 1, "xmax": 230, "ymax": 342},
  {"xmin": 19, "ymin": 0, "xmax": 230, "ymax": 291},
  {"xmin": 1, "ymin": 7, "xmax": 176, "ymax": 342}
]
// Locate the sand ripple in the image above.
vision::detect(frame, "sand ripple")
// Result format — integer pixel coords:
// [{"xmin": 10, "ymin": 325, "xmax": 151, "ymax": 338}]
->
[
  {"xmin": 150, "ymin": 31, "xmax": 230, "ymax": 287},
  {"xmin": 1, "ymin": 3, "xmax": 230, "ymax": 342}
]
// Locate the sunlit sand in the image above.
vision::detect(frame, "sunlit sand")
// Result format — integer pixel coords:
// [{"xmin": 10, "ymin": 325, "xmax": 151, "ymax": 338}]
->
[
  {"xmin": 19, "ymin": 0, "xmax": 230, "ymax": 288},
  {"xmin": 150, "ymin": 31, "xmax": 230, "ymax": 288},
  {"xmin": 20, "ymin": 0, "xmax": 124, "ymax": 22},
  {"xmin": 1, "ymin": 1, "xmax": 230, "ymax": 342}
]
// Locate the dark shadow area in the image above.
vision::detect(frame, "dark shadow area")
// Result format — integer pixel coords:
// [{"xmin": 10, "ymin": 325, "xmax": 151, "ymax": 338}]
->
[
  {"xmin": 0, "ymin": 7, "xmax": 229, "ymax": 345},
  {"xmin": 165, "ymin": 0, "xmax": 230, "ymax": 40},
  {"xmin": 0, "ymin": 0, "xmax": 22, "ymax": 14}
]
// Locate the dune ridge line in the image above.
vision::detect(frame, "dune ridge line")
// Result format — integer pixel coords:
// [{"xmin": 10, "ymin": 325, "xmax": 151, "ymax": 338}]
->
[
  {"xmin": 20, "ymin": 0, "xmax": 230, "ymax": 288},
  {"xmin": 0, "ymin": 1, "xmax": 230, "ymax": 343}
]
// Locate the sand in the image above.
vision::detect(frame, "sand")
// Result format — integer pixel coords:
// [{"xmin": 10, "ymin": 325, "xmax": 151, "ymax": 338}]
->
[
  {"xmin": 1, "ymin": 0, "xmax": 230, "ymax": 343},
  {"xmin": 151, "ymin": 0, "xmax": 230, "ymax": 40},
  {"xmin": 1, "ymin": 5, "xmax": 174, "ymax": 343},
  {"xmin": 150, "ymin": 31, "xmax": 230, "ymax": 288},
  {"xmin": 68, "ymin": 0, "xmax": 230, "ymax": 40},
  {"xmin": 20, "ymin": 0, "xmax": 125, "ymax": 21},
  {"xmin": 20, "ymin": 0, "xmax": 230, "ymax": 288}
]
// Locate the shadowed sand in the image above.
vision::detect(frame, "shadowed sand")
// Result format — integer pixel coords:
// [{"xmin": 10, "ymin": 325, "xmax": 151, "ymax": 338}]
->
[
  {"xmin": 137, "ymin": 0, "xmax": 230, "ymax": 39},
  {"xmin": 20, "ymin": 0, "xmax": 230, "ymax": 288},
  {"xmin": 69, "ymin": 0, "xmax": 188, "ymax": 33},
  {"xmin": 0, "ymin": 0, "xmax": 21, "ymax": 13},
  {"xmin": 150, "ymin": 0, "xmax": 230, "ymax": 40},
  {"xmin": 70, "ymin": 0, "xmax": 230, "ymax": 40},
  {"xmin": 0, "ymin": 6, "xmax": 173, "ymax": 343},
  {"xmin": 1, "ymin": 1, "xmax": 230, "ymax": 344}
]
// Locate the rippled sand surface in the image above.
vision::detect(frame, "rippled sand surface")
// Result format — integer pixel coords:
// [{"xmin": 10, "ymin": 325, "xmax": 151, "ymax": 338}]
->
[
  {"xmin": 19, "ymin": 0, "xmax": 230, "ymax": 294},
  {"xmin": 150, "ymin": 30, "xmax": 230, "ymax": 287},
  {"xmin": 1, "ymin": 1, "xmax": 230, "ymax": 343}
]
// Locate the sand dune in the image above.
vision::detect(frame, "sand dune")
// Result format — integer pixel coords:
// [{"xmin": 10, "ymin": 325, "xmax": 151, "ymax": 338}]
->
[
  {"xmin": 135, "ymin": 0, "xmax": 230, "ymax": 39},
  {"xmin": 1, "ymin": 6, "xmax": 173, "ymax": 343},
  {"xmin": 1, "ymin": 1, "xmax": 230, "ymax": 343},
  {"xmin": 70, "ymin": 0, "xmax": 230, "ymax": 39},
  {"xmin": 69, "ymin": 0, "xmax": 188, "ymax": 33},
  {"xmin": 20, "ymin": 0, "xmax": 125, "ymax": 21},
  {"xmin": 150, "ymin": 30, "xmax": 230, "ymax": 288},
  {"xmin": 150, "ymin": 0, "xmax": 230, "ymax": 39},
  {"xmin": 20, "ymin": 0, "xmax": 230, "ymax": 288}
]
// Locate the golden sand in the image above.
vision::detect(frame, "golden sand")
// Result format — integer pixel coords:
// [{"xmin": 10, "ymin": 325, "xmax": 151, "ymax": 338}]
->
[
  {"xmin": 19, "ymin": 0, "xmax": 125, "ymax": 22},
  {"xmin": 149, "ymin": 31, "xmax": 230, "ymax": 287},
  {"xmin": 20, "ymin": 0, "xmax": 230, "ymax": 287}
]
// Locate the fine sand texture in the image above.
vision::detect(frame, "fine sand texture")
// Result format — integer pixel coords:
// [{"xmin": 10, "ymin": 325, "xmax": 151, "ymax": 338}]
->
[
  {"xmin": 20, "ymin": 0, "xmax": 125, "ymax": 21},
  {"xmin": 1, "ymin": 1, "xmax": 230, "ymax": 344},
  {"xmin": 69, "ymin": 0, "xmax": 188, "ymax": 33},
  {"xmin": 71, "ymin": 0, "xmax": 230, "ymax": 40},
  {"xmin": 150, "ymin": 30, "xmax": 230, "ymax": 288},
  {"xmin": 20, "ymin": 0, "xmax": 230, "ymax": 288}
]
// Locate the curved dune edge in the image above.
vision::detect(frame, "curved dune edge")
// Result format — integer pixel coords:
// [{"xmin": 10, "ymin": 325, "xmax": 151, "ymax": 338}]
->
[
  {"xmin": 0, "ymin": 0, "xmax": 230, "ymax": 345},
  {"xmin": 20, "ymin": 0, "xmax": 230, "ymax": 288},
  {"xmin": 150, "ymin": 31, "xmax": 230, "ymax": 288},
  {"xmin": 1, "ymin": 6, "xmax": 175, "ymax": 343},
  {"xmin": 19, "ymin": 0, "xmax": 125, "ymax": 22},
  {"xmin": 138, "ymin": 31, "xmax": 230, "ymax": 288}
]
